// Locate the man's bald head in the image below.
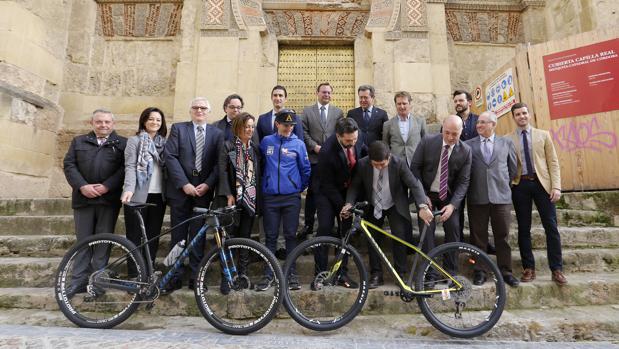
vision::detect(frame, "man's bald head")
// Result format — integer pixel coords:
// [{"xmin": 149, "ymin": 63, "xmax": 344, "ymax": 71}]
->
[{"xmin": 442, "ymin": 114, "xmax": 463, "ymax": 145}]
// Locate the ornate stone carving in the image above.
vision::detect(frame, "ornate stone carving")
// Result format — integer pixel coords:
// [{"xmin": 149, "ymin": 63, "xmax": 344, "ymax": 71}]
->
[
  {"xmin": 96, "ymin": 1, "xmax": 182, "ymax": 37},
  {"xmin": 239, "ymin": 0, "xmax": 267, "ymax": 27},
  {"xmin": 264, "ymin": 10, "xmax": 369, "ymax": 38},
  {"xmin": 401, "ymin": 0, "xmax": 427, "ymax": 31},
  {"xmin": 446, "ymin": 9, "xmax": 523, "ymax": 43},
  {"xmin": 444, "ymin": 0, "xmax": 546, "ymax": 11},
  {"xmin": 366, "ymin": 0, "xmax": 399, "ymax": 29},
  {"xmin": 203, "ymin": 0, "xmax": 229, "ymax": 29}
]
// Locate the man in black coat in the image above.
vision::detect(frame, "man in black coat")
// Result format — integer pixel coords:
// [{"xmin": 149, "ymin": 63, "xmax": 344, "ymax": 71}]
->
[
  {"xmin": 346, "ymin": 85, "xmax": 388, "ymax": 147},
  {"xmin": 63, "ymin": 108, "xmax": 127, "ymax": 298},
  {"xmin": 343, "ymin": 141, "xmax": 433, "ymax": 288},
  {"xmin": 314, "ymin": 118, "xmax": 366, "ymax": 288}
]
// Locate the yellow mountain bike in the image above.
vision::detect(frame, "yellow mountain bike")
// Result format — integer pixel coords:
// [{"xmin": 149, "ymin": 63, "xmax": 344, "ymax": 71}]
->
[{"xmin": 282, "ymin": 202, "xmax": 506, "ymax": 338}]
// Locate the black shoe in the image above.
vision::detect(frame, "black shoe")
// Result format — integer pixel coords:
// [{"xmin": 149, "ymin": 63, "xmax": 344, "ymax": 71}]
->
[
  {"xmin": 275, "ymin": 248, "xmax": 287, "ymax": 260},
  {"xmin": 288, "ymin": 274, "xmax": 301, "ymax": 291},
  {"xmin": 65, "ymin": 284, "xmax": 87, "ymax": 299},
  {"xmin": 487, "ymin": 244, "xmax": 496, "ymax": 255},
  {"xmin": 336, "ymin": 274, "xmax": 359, "ymax": 289},
  {"xmin": 296, "ymin": 226, "xmax": 313, "ymax": 241},
  {"xmin": 368, "ymin": 274, "xmax": 384, "ymax": 289},
  {"xmin": 188, "ymin": 279, "xmax": 195, "ymax": 290},
  {"xmin": 220, "ymin": 278, "xmax": 231, "ymax": 295},
  {"xmin": 255, "ymin": 276, "xmax": 273, "ymax": 291},
  {"xmin": 503, "ymin": 274, "xmax": 520, "ymax": 288},
  {"xmin": 473, "ymin": 271, "xmax": 487, "ymax": 285},
  {"xmin": 160, "ymin": 280, "xmax": 182, "ymax": 296},
  {"xmin": 83, "ymin": 285, "xmax": 106, "ymax": 302}
]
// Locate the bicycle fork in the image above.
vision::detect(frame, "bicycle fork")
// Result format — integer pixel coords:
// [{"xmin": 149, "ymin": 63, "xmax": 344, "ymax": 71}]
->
[{"xmin": 214, "ymin": 226, "xmax": 238, "ymax": 285}]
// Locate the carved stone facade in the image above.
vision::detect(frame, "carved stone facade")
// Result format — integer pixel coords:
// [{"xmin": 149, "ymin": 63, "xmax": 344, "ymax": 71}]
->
[
  {"xmin": 96, "ymin": 0, "xmax": 183, "ymax": 37},
  {"xmin": 446, "ymin": 10, "xmax": 524, "ymax": 43}
]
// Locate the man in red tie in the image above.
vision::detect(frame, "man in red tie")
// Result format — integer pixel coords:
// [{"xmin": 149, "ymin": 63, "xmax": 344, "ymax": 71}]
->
[
  {"xmin": 314, "ymin": 118, "xmax": 366, "ymax": 288},
  {"xmin": 410, "ymin": 115, "xmax": 472, "ymax": 256}
]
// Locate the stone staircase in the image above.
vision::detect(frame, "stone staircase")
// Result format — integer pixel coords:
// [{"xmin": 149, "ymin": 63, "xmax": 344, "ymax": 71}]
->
[{"xmin": 0, "ymin": 192, "xmax": 618, "ymax": 341}]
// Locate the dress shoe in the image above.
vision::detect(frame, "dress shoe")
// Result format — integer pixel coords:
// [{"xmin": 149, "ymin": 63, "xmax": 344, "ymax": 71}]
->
[
  {"xmin": 275, "ymin": 248, "xmax": 287, "ymax": 260},
  {"xmin": 368, "ymin": 274, "xmax": 384, "ymax": 289},
  {"xmin": 160, "ymin": 280, "xmax": 182, "ymax": 296},
  {"xmin": 473, "ymin": 271, "xmax": 487, "ymax": 285},
  {"xmin": 65, "ymin": 284, "xmax": 87, "ymax": 299},
  {"xmin": 188, "ymin": 279, "xmax": 195, "ymax": 290},
  {"xmin": 551, "ymin": 270, "xmax": 568, "ymax": 286},
  {"xmin": 486, "ymin": 243, "xmax": 496, "ymax": 255},
  {"xmin": 520, "ymin": 268, "xmax": 536, "ymax": 283},
  {"xmin": 296, "ymin": 225, "xmax": 313, "ymax": 241},
  {"xmin": 503, "ymin": 274, "xmax": 520, "ymax": 288},
  {"xmin": 336, "ymin": 274, "xmax": 359, "ymax": 289}
]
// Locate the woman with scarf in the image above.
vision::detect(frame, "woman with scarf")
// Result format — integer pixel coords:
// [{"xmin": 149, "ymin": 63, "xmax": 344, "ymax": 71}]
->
[
  {"xmin": 121, "ymin": 107, "xmax": 167, "ymax": 272},
  {"xmin": 218, "ymin": 112, "xmax": 260, "ymax": 283}
]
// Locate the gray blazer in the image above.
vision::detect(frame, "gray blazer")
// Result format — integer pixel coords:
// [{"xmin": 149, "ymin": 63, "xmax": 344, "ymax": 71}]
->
[
  {"xmin": 301, "ymin": 103, "xmax": 344, "ymax": 164},
  {"xmin": 465, "ymin": 135, "xmax": 517, "ymax": 205},
  {"xmin": 123, "ymin": 135, "xmax": 165, "ymax": 203},
  {"xmin": 383, "ymin": 115, "xmax": 426, "ymax": 165}
]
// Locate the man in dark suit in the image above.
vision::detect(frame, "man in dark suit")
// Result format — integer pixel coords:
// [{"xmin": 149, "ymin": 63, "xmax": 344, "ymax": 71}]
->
[
  {"xmin": 300, "ymin": 82, "xmax": 344, "ymax": 239},
  {"xmin": 256, "ymin": 85, "xmax": 303, "ymax": 143},
  {"xmin": 346, "ymin": 85, "xmax": 388, "ymax": 147},
  {"xmin": 213, "ymin": 94, "xmax": 259, "ymax": 144},
  {"xmin": 314, "ymin": 118, "xmax": 366, "ymax": 288},
  {"xmin": 452, "ymin": 90, "xmax": 480, "ymax": 245},
  {"xmin": 163, "ymin": 97, "xmax": 224, "ymax": 294},
  {"xmin": 465, "ymin": 111, "xmax": 519, "ymax": 287},
  {"xmin": 411, "ymin": 115, "xmax": 472, "ymax": 256},
  {"xmin": 63, "ymin": 109, "xmax": 127, "ymax": 298},
  {"xmin": 343, "ymin": 141, "xmax": 433, "ymax": 288}
]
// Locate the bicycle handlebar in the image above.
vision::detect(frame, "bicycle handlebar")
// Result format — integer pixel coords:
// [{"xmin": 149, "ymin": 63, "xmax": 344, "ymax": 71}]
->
[
  {"xmin": 349, "ymin": 201, "xmax": 443, "ymax": 219},
  {"xmin": 193, "ymin": 205, "xmax": 237, "ymax": 216}
]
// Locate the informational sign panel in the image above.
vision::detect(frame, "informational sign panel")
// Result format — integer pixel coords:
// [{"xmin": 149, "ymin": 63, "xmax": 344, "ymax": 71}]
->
[
  {"xmin": 542, "ymin": 38, "xmax": 619, "ymax": 120},
  {"xmin": 485, "ymin": 68, "xmax": 516, "ymax": 117}
]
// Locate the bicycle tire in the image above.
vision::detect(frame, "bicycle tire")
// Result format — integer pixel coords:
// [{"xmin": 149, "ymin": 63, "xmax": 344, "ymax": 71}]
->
[
  {"xmin": 194, "ymin": 238, "xmax": 284, "ymax": 335},
  {"xmin": 54, "ymin": 233, "xmax": 147, "ymax": 328},
  {"xmin": 282, "ymin": 236, "xmax": 368, "ymax": 331},
  {"xmin": 415, "ymin": 242, "xmax": 506, "ymax": 338}
]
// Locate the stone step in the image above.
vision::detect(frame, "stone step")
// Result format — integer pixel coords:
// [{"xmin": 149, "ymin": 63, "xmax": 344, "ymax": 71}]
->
[
  {"xmin": 0, "ymin": 305, "xmax": 617, "ymax": 342},
  {"xmin": 0, "ymin": 199, "xmax": 73, "ymax": 217},
  {"xmin": 0, "ymin": 207, "xmax": 614, "ymax": 237},
  {"xmin": 0, "ymin": 272, "xmax": 617, "ymax": 317},
  {"xmin": 1, "ymin": 245, "xmax": 617, "ymax": 288}
]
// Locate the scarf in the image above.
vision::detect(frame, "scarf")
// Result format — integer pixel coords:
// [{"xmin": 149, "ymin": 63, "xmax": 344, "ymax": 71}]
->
[
  {"xmin": 136, "ymin": 131, "xmax": 165, "ymax": 188},
  {"xmin": 234, "ymin": 137, "xmax": 257, "ymax": 215}
]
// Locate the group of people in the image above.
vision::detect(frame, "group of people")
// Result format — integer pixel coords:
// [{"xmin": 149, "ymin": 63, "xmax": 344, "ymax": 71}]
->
[{"xmin": 62, "ymin": 83, "xmax": 567, "ymax": 299}]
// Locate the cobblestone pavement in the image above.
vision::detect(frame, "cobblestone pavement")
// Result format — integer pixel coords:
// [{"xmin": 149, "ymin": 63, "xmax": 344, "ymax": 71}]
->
[{"xmin": 0, "ymin": 319, "xmax": 617, "ymax": 349}]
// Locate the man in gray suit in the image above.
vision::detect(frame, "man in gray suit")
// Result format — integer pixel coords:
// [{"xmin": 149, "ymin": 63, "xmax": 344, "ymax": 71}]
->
[
  {"xmin": 383, "ymin": 91, "xmax": 427, "ymax": 166},
  {"xmin": 465, "ymin": 111, "xmax": 519, "ymax": 287},
  {"xmin": 410, "ymin": 115, "xmax": 471, "ymax": 256},
  {"xmin": 300, "ymin": 82, "xmax": 344, "ymax": 238}
]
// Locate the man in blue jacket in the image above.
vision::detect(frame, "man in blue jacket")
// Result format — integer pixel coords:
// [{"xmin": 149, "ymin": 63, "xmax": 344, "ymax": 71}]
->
[{"xmin": 257, "ymin": 109, "xmax": 311, "ymax": 291}]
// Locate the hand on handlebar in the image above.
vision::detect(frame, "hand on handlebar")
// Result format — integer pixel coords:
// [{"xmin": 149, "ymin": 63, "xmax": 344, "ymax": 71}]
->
[
  {"xmin": 340, "ymin": 203, "xmax": 353, "ymax": 220},
  {"xmin": 418, "ymin": 206, "xmax": 434, "ymax": 226}
]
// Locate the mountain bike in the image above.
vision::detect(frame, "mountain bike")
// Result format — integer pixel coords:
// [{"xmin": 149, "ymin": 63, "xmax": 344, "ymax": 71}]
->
[
  {"xmin": 282, "ymin": 202, "xmax": 506, "ymax": 338},
  {"xmin": 54, "ymin": 203, "xmax": 284, "ymax": 335}
]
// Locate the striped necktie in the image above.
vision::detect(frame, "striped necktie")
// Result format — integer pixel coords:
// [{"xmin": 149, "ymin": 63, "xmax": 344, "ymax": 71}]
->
[
  {"xmin": 195, "ymin": 126, "xmax": 205, "ymax": 172},
  {"xmin": 439, "ymin": 145, "xmax": 449, "ymax": 201}
]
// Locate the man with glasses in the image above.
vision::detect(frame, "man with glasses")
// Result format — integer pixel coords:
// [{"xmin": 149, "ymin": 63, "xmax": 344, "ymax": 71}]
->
[
  {"xmin": 163, "ymin": 97, "xmax": 224, "ymax": 294},
  {"xmin": 214, "ymin": 94, "xmax": 258, "ymax": 144}
]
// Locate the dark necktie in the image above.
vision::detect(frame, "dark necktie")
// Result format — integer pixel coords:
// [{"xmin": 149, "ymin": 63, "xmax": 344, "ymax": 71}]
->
[
  {"xmin": 225, "ymin": 121, "xmax": 232, "ymax": 141},
  {"xmin": 522, "ymin": 130, "xmax": 534, "ymax": 175},
  {"xmin": 439, "ymin": 145, "xmax": 449, "ymax": 201},
  {"xmin": 373, "ymin": 169, "xmax": 384, "ymax": 219},
  {"xmin": 482, "ymin": 138, "xmax": 492, "ymax": 164},
  {"xmin": 363, "ymin": 109, "xmax": 370, "ymax": 125},
  {"xmin": 320, "ymin": 106, "xmax": 326, "ymax": 125}
]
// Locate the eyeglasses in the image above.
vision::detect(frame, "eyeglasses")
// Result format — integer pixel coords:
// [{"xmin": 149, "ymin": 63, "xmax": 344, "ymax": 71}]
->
[
  {"xmin": 227, "ymin": 105, "xmax": 243, "ymax": 110},
  {"xmin": 476, "ymin": 120, "xmax": 493, "ymax": 125},
  {"xmin": 191, "ymin": 106, "xmax": 209, "ymax": 111}
]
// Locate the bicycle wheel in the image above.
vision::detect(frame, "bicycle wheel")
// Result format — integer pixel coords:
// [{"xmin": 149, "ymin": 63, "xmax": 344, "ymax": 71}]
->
[
  {"xmin": 414, "ymin": 242, "xmax": 506, "ymax": 338},
  {"xmin": 54, "ymin": 233, "xmax": 147, "ymax": 328},
  {"xmin": 282, "ymin": 236, "xmax": 368, "ymax": 331},
  {"xmin": 194, "ymin": 238, "xmax": 284, "ymax": 335}
]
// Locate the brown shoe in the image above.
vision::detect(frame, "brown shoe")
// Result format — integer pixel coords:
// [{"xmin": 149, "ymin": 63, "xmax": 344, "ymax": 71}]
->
[
  {"xmin": 551, "ymin": 270, "xmax": 568, "ymax": 286},
  {"xmin": 520, "ymin": 268, "xmax": 536, "ymax": 282}
]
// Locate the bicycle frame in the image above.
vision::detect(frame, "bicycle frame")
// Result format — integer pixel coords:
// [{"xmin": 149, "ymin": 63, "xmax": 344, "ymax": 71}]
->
[{"xmin": 330, "ymin": 214, "xmax": 463, "ymax": 296}]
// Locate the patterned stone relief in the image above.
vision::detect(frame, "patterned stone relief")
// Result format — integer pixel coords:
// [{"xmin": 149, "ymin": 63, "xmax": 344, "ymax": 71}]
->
[
  {"xmin": 366, "ymin": 0, "xmax": 398, "ymax": 29},
  {"xmin": 239, "ymin": 0, "xmax": 266, "ymax": 27},
  {"xmin": 401, "ymin": 0, "xmax": 427, "ymax": 31},
  {"xmin": 265, "ymin": 10, "xmax": 369, "ymax": 38},
  {"xmin": 96, "ymin": 1, "xmax": 182, "ymax": 38},
  {"xmin": 202, "ymin": 0, "xmax": 230, "ymax": 29},
  {"xmin": 446, "ymin": 9, "xmax": 523, "ymax": 43}
]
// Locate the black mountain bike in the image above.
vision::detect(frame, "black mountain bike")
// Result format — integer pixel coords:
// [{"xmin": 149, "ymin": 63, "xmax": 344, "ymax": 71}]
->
[
  {"xmin": 55, "ymin": 204, "xmax": 283, "ymax": 335},
  {"xmin": 282, "ymin": 202, "xmax": 506, "ymax": 338}
]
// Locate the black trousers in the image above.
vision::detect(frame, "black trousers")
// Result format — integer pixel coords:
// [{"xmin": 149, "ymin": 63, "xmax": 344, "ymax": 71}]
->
[
  {"xmin": 367, "ymin": 205, "xmax": 412, "ymax": 277},
  {"xmin": 314, "ymin": 192, "xmax": 351, "ymax": 276},
  {"xmin": 124, "ymin": 194, "xmax": 166, "ymax": 274},
  {"xmin": 228, "ymin": 206, "xmax": 255, "ymax": 274},
  {"xmin": 303, "ymin": 164, "xmax": 318, "ymax": 229}
]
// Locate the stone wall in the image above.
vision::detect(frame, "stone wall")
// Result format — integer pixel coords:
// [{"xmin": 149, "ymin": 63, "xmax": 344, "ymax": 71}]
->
[
  {"xmin": 544, "ymin": 0, "xmax": 618, "ymax": 41},
  {"xmin": 0, "ymin": 0, "xmax": 71, "ymax": 198}
]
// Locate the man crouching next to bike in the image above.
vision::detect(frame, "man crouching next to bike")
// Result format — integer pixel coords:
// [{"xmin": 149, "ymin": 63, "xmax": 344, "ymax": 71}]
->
[
  {"xmin": 341, "ymin": 141, "xmax": 433, "ymax": 289},
  {"xmin": 63, "ymin": 108, "xmax": 127, "ymax": 299}
]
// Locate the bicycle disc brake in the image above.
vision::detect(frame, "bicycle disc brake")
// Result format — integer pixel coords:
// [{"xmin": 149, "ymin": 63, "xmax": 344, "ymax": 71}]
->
[{"xmin": 312, "ymin": 271, "xmax": 333, "ymax": 291}]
